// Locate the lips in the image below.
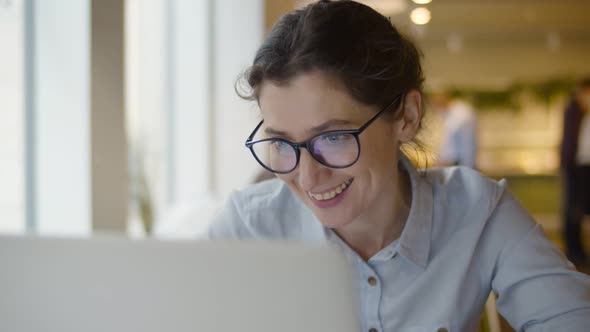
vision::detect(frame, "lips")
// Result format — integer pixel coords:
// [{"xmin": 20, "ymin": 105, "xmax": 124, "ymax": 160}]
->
[{"xmin": 307, "ymin": 178, "xmax": 353, "ymax": 201}]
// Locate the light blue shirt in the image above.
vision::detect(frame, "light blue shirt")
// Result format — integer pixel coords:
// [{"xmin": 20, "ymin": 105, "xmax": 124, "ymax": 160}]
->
[{"xmin": 208, "ymin": 156, "xmax": 590, "ymax": 332}]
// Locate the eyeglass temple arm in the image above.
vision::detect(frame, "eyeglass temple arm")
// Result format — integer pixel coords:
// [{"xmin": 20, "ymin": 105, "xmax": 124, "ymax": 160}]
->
[
  {"xmin": 358, "ymin": 95, "xmax": 402, "ymax": 133},
  {"xmin": 245, "ymin": 120, "xmax": 265, "ymax": 144}
]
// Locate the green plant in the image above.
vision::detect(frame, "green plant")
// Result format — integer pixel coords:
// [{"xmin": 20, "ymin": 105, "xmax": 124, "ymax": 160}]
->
[{"xmin": 434, "ymin": 76, "xmax": 578, "ymax": 111}]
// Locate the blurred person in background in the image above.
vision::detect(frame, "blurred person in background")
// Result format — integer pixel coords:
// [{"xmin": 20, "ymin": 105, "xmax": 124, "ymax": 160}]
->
[
  {"xmin": 431, "ymin": 92, "xmax": 478, "ymax": 168},
  {"xmin": 560, "ymin": 77, "xmax": 590, "ymax": 265},
  {"xmin": 209, "ymin": 1, "xmax": 590, "ymax": 331}
]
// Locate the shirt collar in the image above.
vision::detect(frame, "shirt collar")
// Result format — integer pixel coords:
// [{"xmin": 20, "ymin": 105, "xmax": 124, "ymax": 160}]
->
[
  {"xmin": 323, "ymin": 154, "xmax": 434, "ymax": 269},
  {"xmin": 396, "ymin": 154, "xmax": 433, "ymax": 269}
]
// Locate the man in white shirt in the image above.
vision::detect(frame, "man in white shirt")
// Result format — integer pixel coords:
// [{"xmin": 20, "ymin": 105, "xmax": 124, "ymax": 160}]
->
[{"xmin": 431, "ymin": 92, "xmax": 478, "ymax": 168}]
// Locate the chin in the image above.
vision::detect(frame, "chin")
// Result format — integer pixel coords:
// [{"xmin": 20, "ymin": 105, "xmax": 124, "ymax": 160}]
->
[
  {"xmin": 315, "ymin": 215, "xmax": 354, "ymax": 230},
  {"xmin": 305, "ymin": 200, "xmax": 358, "ymax": 229}
]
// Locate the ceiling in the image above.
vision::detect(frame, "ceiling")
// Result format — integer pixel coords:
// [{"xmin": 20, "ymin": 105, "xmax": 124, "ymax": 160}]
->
[
  {"xmin": 390, "ymin": 0, "xmax": 590, "ymax": 47},
  {"xmin": 270, "ymin": 0, "xmax": 590, "ymax": 88}
]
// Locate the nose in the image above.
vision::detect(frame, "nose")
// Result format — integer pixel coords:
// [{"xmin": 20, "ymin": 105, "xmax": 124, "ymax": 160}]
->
[{"xmin": 297, "ymin": 148, "xmax": 325, "ymax": 191}]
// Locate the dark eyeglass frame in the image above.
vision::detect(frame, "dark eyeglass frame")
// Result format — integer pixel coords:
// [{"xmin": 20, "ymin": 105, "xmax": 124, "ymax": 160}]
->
[{"xmin": 244, "ymin": 94, "xmax": 403, "ymax": 174}]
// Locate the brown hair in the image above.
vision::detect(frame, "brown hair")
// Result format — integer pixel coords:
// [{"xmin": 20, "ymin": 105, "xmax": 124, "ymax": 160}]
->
[
  {"xmin": 237, "ymin": 0, "xmax": 428, "ymax": 165},
  {"xmin": 237, "ymin": 0, "xmax": 424, "ymax": 112}
]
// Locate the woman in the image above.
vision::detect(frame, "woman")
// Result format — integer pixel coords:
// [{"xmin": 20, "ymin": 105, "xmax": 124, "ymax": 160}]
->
[{"xmin": 209, "ymin": 1, "xmax": 590, "ymax": 331}]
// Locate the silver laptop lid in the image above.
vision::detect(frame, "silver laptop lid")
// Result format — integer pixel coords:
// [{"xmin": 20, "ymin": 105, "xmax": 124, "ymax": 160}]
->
[{"xmin": 0, "ymin": 236, "xmax": 359, "ymax": 332}]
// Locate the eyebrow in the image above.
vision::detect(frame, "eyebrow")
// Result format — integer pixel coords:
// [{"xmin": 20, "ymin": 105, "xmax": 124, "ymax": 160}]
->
[{"xmin": 264, "ymin": 119, "xmax": 354, "ymax": 138}]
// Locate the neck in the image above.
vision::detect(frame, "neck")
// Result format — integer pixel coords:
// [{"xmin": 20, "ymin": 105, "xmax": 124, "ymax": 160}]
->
[{"xmin": 335, "ymin": 167, "xmax": 412, "ymax": 261}]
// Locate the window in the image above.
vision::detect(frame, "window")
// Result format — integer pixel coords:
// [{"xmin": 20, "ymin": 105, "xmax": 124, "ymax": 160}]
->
[
  {"xmin": 1, "ymin": 0, "xmax": 265, "ymax": 237},
  {"xmin": 0, "ymin": 0, "xmax": 25, "ymax": 234}
]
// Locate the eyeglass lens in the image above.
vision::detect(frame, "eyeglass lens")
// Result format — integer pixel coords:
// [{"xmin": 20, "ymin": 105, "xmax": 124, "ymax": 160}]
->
[{"xmin": 251, "ymin": 132, "xmax": 359, "ymax": 173}]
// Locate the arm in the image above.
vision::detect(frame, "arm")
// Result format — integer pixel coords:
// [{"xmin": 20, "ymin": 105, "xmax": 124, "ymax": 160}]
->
[{"xmin": 489, "ymin": 194, "xmax": 590, "ymax": 331}]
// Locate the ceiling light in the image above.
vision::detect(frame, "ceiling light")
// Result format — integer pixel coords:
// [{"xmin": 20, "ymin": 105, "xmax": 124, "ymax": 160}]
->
[
  {"xmin": 410, "ymin": 7, "xmax": 431, "ymax": 25},
  {"xmin": 412, "ymin": 0, "xmax": 432, "ymax": 4}
]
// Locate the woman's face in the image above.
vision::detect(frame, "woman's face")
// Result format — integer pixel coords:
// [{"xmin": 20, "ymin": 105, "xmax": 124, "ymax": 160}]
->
[{"xmin": 258, "ymin": 71, "xmax": 415, "ymax": 229}]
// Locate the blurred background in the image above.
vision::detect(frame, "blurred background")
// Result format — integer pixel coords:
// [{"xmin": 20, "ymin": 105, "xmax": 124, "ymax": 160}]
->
[{"xmin": 1, "ymin": 0, "xmax": 589, "ymax": 254}]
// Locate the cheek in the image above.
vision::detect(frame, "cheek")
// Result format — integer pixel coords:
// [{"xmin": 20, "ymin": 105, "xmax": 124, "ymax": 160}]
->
[
  {"xmin": 359, "ymin": 135, "xmax": 398, "ymax": 168},
  {"xmin": 276, "ymin": 173, "xmax": 292, "ymax": 184}
]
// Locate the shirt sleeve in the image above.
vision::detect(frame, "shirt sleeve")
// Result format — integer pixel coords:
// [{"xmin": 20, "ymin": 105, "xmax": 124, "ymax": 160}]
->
[
  {"xmin": 207, "ymin": 192, "xmax": 250, "ymax": 240},
  {"xmin": 525, "ymin": 308, "xmax": 590, "ymax": 332},
  {"xmin": 489, "ymin": 194, "xmax": 590, "ymax": 331}
]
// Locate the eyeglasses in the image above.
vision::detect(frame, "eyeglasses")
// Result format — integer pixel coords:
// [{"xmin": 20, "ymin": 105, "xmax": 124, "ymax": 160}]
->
[{"xmin": 245, "ymin": 95, "xmax": 402, "ymax": 174}]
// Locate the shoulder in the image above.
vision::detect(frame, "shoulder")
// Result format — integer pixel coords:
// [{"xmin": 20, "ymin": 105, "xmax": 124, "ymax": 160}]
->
[
  {"xmin": 425, "ymin": 166, "xmax": 505, "ymax": 211},
  {"xmin": 207, "ymin": 178, "xmax": 322, "ymax": 240},
  {"xmin": 424, "ymin": 166, "xmax": 534, "ymax": 239},
  {"xmin": 425, "ymin": 165, "xmax": 540, "ymax": 260}
]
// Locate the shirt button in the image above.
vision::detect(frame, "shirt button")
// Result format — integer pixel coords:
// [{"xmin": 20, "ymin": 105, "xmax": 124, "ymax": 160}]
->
[
  {"xmin": 438, "ymin": 328, "xmax": 449, "ymax": 332},
  {"xmin": 369, "ymin": 329, "xmax": 378, "ymax": 332},
  {"xmin": 367, "ymin": 276, "xmax": 378, "ymax": 286}
]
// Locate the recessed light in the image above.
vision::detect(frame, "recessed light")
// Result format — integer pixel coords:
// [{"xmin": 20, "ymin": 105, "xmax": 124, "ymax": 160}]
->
[{"xmin": 410, "ymin": 7, "xmax": 431, "ymax": 25}]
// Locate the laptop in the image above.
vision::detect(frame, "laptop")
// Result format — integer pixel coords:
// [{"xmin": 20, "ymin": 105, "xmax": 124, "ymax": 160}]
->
[{"xmin": 0, "ymin": 235, "xmax": 359, "ymax": 332}]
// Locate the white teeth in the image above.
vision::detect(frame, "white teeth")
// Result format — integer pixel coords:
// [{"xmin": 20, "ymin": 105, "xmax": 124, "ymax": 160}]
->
[{"xmin": 308, "ymin": 179, "xmax": 352, "ymax": 201}]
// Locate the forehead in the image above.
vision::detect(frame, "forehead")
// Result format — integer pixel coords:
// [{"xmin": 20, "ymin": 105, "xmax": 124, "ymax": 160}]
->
[{"xmin": 258, "ymin": 71, "xmax": 369, "ymax": 131}]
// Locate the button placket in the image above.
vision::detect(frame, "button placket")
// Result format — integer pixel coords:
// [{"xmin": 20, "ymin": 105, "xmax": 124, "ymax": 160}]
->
[
  {"xmin": 364, "ymin": 273, "xmax": 382, "ymax": 332},
  {"xmin": 358, "ymin": 259, "xmax": 383, "ymax": 332},
  {"xmin": 367, "ymin": 276, "xmax": 378, "ymax": 286}
]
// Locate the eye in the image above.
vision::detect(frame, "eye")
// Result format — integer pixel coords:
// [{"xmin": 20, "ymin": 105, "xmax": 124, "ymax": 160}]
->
[
  {"xmin": 270, "ymin": 140, "xmax": 292, "ymax": 152},
  {"xmin": 271, "ymin": 140, "xmax": 285, "ymax": 148},
  {"xmin": 320, "ymin": 133, "xmax": 349, "ymax": 143}
]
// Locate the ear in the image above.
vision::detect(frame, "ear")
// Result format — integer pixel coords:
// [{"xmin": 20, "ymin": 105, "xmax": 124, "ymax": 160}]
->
[{"xmin": 395, "ymin": 90, "xmax": 422, "ymax": 143}]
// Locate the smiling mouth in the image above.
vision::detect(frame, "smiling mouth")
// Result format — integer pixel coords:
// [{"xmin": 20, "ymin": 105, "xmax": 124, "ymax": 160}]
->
[{"xmin": 307, "ymin": 178, "xmax": 353, "ymax": 201}]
